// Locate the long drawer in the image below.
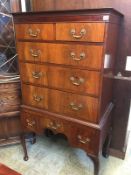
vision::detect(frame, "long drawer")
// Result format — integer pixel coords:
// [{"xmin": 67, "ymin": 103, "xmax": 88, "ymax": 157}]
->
[
  {"xmin": 15, "ymin": 24, "xmax": 54, "ymax": 40},
  {"xmin": 22, "ymin": 84, "xmax": 99, "ymax": 123},
  {"xmin": 20, "ymin": 63, "xmax": 101, "ymax": 96},
  {"xmin": 56, "ymin": 23, "xmax": 106, "ymax": 42},
  {"xmin": 21, "ymin": 109, "xmax": 100, "ymax": 156},
  {"xmin": 17, "ymin": 42, "xmax": 104, "ymax": 70}
]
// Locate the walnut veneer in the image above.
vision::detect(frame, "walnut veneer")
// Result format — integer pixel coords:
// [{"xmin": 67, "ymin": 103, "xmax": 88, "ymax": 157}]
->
[{"xmin": 12, "ymin": 8, "xmax": 123, "ymax": 175}]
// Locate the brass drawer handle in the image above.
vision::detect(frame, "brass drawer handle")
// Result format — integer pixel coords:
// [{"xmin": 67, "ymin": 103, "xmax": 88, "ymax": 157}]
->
[
  {"xmin": 30, "ymin": 49, "xmax": 41, "ymax": 58},
  {"xmin": 48, "ymin": 121, "xmax": 61, "ymax": 130},
  {"xmin": 32, "ymin": 72, "xmax": 43, "ymax": 79},
  {"xmin": 70, "ymin": 76, "xmax": 85, "ymax": 86},
  {"xmin": 28, "ymin": 28, "xmax": 40, "ymax": 37},
  {"xmin": 70, "ymin": 102, "xmax": 83, "ymax": 111},
  {"xmin": 26, "ymin": 119, "xmax": 36, "ymax": 127},
  {"xmin": 70, "ymin": 28, "xmax": 86, "ymax": 39},
  {"xmin": 70, "ymin": 52, "xmax": 86, "ymax": 61},
  {"xmin": 78, "ymin": 135, "xmax": 90, "ymax": 144},
  {"xmin": 33, "ymin": 95, "xmax": 43, "ymax": 102}
]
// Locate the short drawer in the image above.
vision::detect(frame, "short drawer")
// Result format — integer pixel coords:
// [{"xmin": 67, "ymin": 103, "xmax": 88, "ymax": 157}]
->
[
  {"xmin": 21, "ymin": 111, "xmax": 39, "ymax": 132},
  {"xmin": 41, "ymin": 115, "xmax": 71, "ymax": 136},
  {"xmin": 56, "ymin": 23, "xmax": 105, "ymax": 42},
  {"xmin": 42, "ymin": 118, "xmax": 66, "ymax": 133},
  {"xmin": 72, "ymin": 124, "xmax": 100, "ymax": 155},
  {"xmin": 20, "ymin": 63, "xmax": 101, "ymax": 96},
  {"xmin": 15, "ymin": 24, "xmax": 54, "ymax": 40},
  {"xmin": 17, "ymin": 42, "xmax": 103, "ymax": 70}
]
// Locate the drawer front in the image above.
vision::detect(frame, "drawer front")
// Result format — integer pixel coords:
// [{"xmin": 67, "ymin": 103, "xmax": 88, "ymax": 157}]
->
[
  {"xmin": 72, "ymin": 125, "xmax": 100, "ymax": 155},
  {"xmin": 56, "ymin": 23, "xmax": 105, "ymax": 42},
  {"xmin": 21, "ymin": 108, "xmax": 100, "ymax": 155},
  {"xmin": 20, "ymin": 63, "xmax": 101, "ymax": 96},
  {"xmin": 21, "ymin": 109, "xmax": 71, "ymax": 137},
  {"xmin": 17, "ymin": 42, "xmax": 103, "ymax": 70},
  {"xmin": 44, "ymin": 118, "xmax": 64, "ymax": 133},
  {"xmin": 42, "ymin": 118, "xmax": 65, "ymax": 133},
  {"xmin": 17, "ymin": 42, "xmax": 45, "ymax": 62},
  {"xmin": 20, "ymin": 63, "xmax": 48, "ymax": 86},
  {"xmin": 21, "ymin": 111, "xmax": 39, "ymax": 132},
  {"xmin": 15, "ymin": 24, "xmax": 54, "ymax": 40},
  {"xmin": 49, "ymin": 89, "xmax": 99, "ymax": 123},
  {"xmin": 22, "ymin": 84, "xmax": 48, "ymax": 109},
  {"xmin": 22, "ymin": 85, "xmax": 99, "ymax": 123}
]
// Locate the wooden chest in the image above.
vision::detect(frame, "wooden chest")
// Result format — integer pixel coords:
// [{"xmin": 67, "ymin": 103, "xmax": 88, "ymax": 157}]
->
[
  {"xmin": 13, "ymin": 8, "xmax": 123, "ymax": 175},
  {"xmin": 0, "ymin": 81, "xmax": 22, "ymax": 146}
]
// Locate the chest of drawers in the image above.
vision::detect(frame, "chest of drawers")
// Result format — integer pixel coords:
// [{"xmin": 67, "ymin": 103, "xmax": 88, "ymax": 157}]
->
[{"xmin": 13, "ymin": 8, "xmax": 123, "ymax": 175}]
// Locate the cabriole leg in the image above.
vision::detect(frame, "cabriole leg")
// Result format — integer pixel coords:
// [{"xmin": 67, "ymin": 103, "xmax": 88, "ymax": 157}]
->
[
  {"xmin": 21, "ymin": 133, "xmax": 28, "ymax": 161},
  {"xmin": 89, "ymin": 156, "xmax": 100, "ymax": 175}
]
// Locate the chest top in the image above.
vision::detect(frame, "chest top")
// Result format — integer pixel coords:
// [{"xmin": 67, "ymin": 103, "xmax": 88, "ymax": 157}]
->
[{"xmin": 12, "ymin": 8, "xmax": 123, "ymax": 23}]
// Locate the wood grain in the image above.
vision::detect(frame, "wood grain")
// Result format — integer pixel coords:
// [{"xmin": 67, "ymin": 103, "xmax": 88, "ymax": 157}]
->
[
  {"xmin": 99, "ymin": 23, "xmax": 119, "ymax": 120},
  {"xmin": 10, "ymin": 0, "xmax": 131, "ymax": 161},
  {"xmin": 0, "ymin": 82, "xmax": 22, "ymax": 146},
  {"xmin": 10, "ymin": 0, "xmax": 21, "ymax": 13},
  {"xmin": 25, "ymin": 0, "xmax": 111, "ymax": 11},
  {"xmin": 71, "ymin": 124, "xmax": 100, "ymax": 155},
  {"xmin": 22, "ymin": 84, "xmax": 48, "ymax": 110},
  {"xmin": 22, "ymin": 112, "xmax": 39, "ymax": 133},
  {"xmin": 12, "ymin": 8, "xmax": 123, "ymax": 171},
  {"xmin": 56, "ymin": 23, "xmax": 106, "ymax": 42},
  {"xmin": 0, "ymin": 82, "xmax": 21, "ymax": 113},
  {"xmin": 17, "ymin": 42, "xmax": 104, "ymax": 70},
  {"xmin": 21, "ymin": 108, "xmax": 100, "ymax": 156},
  {"xmin": 15, "ymin": 24, "xmax": 54, "ymax": 40},
  {"xmin": 21, "ymin": 84, "xmax": 99, "ymax": 123},
  {"xmin": 20, "ymin": 63, "xmax": 101, "ymax": 96}
]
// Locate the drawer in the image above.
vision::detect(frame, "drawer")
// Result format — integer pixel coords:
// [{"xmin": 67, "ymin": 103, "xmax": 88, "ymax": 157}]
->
[
  {"xmin": 44, "ymin": 118, "xmax": 64, "ymax": 133},
  {"xmin": 56, "ymin": 23, "xmax": 105, "ymax": 42},
  {"xmin": 15, "ymin": 24, "xmax": 54, "ymax": 40},
  {"xmin": 20, "ymin": 63, "xmax": 48, "ymax": 86},
  {"xmin": 42, "ymin": 118, "xmax": 66, "ymax": 134},
  {"xmin": 21, "ymin": 111, "xmax": 39, "ymax": 132},
  {"xmin": 72, "ymin": 125, "xmax": 100, "ymax": 155},
  {"xmin": 22, "ymin": 85, "xmax": 99, "ymax": 123},
  {"xmin": 17, "ymin": 42, "xmax": 103, "ymax": 70},
  {"xmin": 22, "ymin": 84, "xmax": 48, "ymax": 109},
  {"xmin": 20, "ymin": 63, "xmax": 101, "ymax": 96},
  {"xmin": 49, "ymin": 89, "xmax": 99, "ymax": 123},
  {"xmin": 21, "ymin": 108, "xmax": 100, "ymax": 155}
]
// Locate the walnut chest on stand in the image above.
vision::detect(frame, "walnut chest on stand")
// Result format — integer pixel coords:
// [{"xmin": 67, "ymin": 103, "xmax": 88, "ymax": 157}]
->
[{"xmin": 12, "ymin": 8, "xmax": 123, "ymax": 175}]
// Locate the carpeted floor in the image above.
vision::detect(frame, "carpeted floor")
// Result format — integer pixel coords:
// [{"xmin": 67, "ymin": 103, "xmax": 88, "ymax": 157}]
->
[{"xmin": 0, "ymin": 134, "xmax": 131, "ymax": 175}]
